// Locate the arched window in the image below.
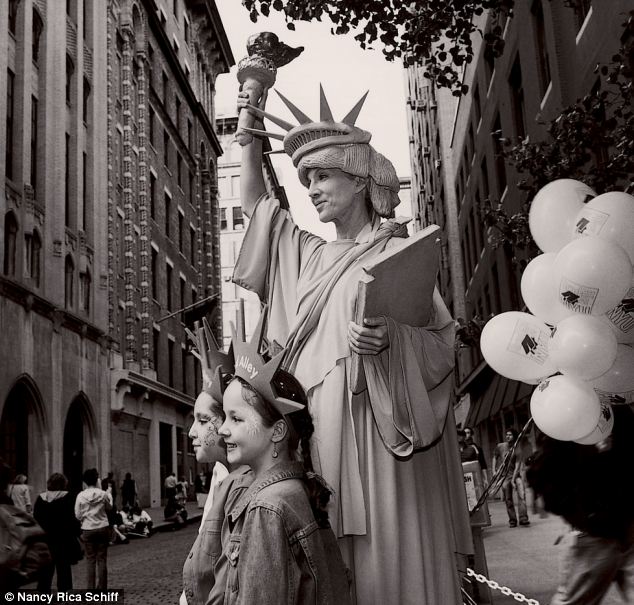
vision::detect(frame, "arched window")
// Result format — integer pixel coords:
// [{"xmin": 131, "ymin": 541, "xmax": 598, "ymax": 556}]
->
[
  {"xmin": 79, "ymin": 269, "xmax": 91, "ymax": 313},
  {"xmin": 66, "ymin": 55, "xmax": 74, "ymax": 105},
  {"xmin": 3, "ymin": 212, "xmax": 18, "ymax": 276},
  {"xmin": 32, "ymin": 9, "xmax": 44, "ymax": 64},
  {"xmin": 25, "ymin": 229, "xmax": 42, "ymax": 287},
  {"xmin": 65, "ymin": 255, "xmax": 75, "ymax": 308}
]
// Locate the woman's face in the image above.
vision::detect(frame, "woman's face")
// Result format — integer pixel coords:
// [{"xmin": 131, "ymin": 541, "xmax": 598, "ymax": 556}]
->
[
  {"xmin": 306, "ymin": 167, "xmax": 365, "ymax": 226},
  {"xmin": 219, "ymin": 380, "xmax": 275, "ymax": 470},
  {"xmin": 189, "ymin": 392, "xmax": 226, "ymax": 464}
]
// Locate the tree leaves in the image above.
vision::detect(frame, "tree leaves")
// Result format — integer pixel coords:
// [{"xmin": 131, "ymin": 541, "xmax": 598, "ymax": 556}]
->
[{"xmin": 241, "ymin": 0, "xmax": 514, "ymax": 95}]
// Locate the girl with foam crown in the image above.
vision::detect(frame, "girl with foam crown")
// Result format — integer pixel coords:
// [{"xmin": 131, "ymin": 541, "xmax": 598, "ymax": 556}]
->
[{"xmin": 217, "ymin": 311, "xmax": 351, "ymax": 605}]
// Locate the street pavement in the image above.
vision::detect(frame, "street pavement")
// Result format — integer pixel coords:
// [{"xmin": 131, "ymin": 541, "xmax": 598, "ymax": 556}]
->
[{"xmin": 482, "ymin": 499, "xmax": 622, "ymax": 605}]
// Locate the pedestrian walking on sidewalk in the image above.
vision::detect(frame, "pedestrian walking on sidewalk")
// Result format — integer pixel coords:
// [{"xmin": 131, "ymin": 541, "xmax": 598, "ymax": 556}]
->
[
  {"xmin": 164, "ymin": 472, "xmax": 177, "ymax": 501},
  {"xmin": 33, "ymin": 473, "xmax": 82, "ymax": 590},
  {"xmin": 74, "ymin": 468, "xmax": 112, "ymax": 589},
  {"xmin": 527, "ymin": 405, "xmax": 634, "ymax": 605},
  {"xmin": 492, "ymin": 428, "xmax": 530, "ymax": 528}
]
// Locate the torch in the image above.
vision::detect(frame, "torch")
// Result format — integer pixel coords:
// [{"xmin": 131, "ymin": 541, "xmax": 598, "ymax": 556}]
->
[{"xmin": 236, "ymin": 32, "xmax": 303, "ymax": 146}]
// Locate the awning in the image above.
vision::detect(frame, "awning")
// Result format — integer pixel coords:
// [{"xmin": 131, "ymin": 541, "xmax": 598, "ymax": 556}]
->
[{"xmin": 465, "ymin": 375, "xmax": 536, "ymax": 427}]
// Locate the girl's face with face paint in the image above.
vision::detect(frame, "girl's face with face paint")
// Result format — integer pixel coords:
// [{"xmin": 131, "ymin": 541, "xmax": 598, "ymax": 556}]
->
[
  {"xmin": 189, "ymin": 391, "xmax": 226, "ymax": 465},
  {"xmin": 218, "ymin": 379, "xmax": 276, "ymax": 474}
]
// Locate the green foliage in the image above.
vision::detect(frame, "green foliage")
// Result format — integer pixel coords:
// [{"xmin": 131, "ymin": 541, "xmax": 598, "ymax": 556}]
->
[{"xmin": 241, "ymin": 0, "xmax": 514, "ymax": 95}]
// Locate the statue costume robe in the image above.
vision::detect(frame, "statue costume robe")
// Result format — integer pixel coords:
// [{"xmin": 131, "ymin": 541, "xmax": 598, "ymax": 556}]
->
[{"xmin": 233, "ymin": 195, "xmax": 472, "ymax": 605}]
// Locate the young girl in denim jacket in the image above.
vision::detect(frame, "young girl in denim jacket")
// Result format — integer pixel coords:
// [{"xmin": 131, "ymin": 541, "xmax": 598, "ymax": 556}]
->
[{"xmin": 217, "ymin": 335, "xmax": 351, "ymax": 605}]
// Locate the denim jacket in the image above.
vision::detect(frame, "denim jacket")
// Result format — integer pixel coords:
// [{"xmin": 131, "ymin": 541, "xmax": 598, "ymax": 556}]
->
[
  {"xmin": 224, "ymin": 461, "xmax": 351, "ymax": 605},
  {"xmin": 182, "ymin": 466, "xmax": 253, "ymax": 605}
]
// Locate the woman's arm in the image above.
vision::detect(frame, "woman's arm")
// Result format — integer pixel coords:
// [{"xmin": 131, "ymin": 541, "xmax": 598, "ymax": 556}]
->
[{"xmin": 238, "ymin": 89, "xmax": 268, "ymax": 218}]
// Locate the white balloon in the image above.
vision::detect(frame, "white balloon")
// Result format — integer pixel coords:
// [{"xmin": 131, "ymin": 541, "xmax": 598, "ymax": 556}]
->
[
  {"xmin": 521, "ymin": 253, "xmax": 574, "ymax": 325},
  {"xmin": 552, "ymin": 236, "xmax": 632, "ymax": 315},
  {"xmin": 530, "ymin": 375, "xmax": 601, "ymax": 441},
  {"xmin": 591, "ymin": 344, "xmax": 634, "ymax": 406},
  {"xmin": 480, "ymin": 312, "xmax": 557, "ymax": 382},
  {"xmin": 572, "ymin": 191, "xmax": 634, "ymax": 264},
  {"xmin": 548, "ymin": 315, "xmax": 618, "ymax": 380},
  {"xmin": 573, "ymin": 402, "xmax": 614, "ymax": 445},
  {"xmin": 529, "ymin": 179, "xmax": 595, "ymax": 253},
  {"xmin": 601, "ymin": 279, "xmax": 634, "ymax": 344}
]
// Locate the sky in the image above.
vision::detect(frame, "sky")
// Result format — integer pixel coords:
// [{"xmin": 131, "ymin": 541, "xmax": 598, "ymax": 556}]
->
[{"xmin": 214, "ymin": 0, "xmax": 412, "ymax": 239}]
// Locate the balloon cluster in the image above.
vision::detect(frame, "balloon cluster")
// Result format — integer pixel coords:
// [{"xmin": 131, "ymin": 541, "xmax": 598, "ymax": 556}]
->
[{"xmin": 480, "ymin": 179, "xmax": 634, "ymax": 444}]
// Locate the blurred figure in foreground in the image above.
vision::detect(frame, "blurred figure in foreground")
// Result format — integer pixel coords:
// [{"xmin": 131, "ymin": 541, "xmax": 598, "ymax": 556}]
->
[
  {"xmin": 9, "ymin": 474, "xmax": 32, "ymax": 514},
  {"xmin": 527, "ymin": 406, "xmax": 634, "ymax": 605}
]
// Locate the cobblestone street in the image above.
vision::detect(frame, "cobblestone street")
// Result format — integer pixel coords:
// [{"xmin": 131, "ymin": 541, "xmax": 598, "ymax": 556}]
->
[{"xmin": 73, "ymin": 525, "xmax": 198, "ymax": 604}]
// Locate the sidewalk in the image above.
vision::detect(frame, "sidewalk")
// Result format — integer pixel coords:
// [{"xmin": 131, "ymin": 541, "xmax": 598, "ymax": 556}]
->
[{"xmin": 481, "ymin": 499, "xmax": 622, "ymax": 604}]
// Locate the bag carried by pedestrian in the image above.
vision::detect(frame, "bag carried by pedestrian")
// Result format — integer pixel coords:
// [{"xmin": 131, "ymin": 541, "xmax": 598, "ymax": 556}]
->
[{"xmin": 0, "ymin": 504, "xmax": 52, "ymax": 585}]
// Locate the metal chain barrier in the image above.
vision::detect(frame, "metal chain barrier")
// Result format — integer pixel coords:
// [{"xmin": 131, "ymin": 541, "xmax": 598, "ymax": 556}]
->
[{"xmin": 466, "ymin": 567, "xmax": 541, "ymax": 605}]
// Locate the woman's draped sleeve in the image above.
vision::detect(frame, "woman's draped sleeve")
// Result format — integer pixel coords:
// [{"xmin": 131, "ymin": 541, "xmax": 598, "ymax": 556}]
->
[{"xmin": 362, "ymin": 288, "xmax": 456, "ymax": 457}]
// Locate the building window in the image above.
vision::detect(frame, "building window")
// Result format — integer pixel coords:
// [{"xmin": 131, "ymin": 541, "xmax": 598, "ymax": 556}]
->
[
  {"xmin": 82, "ymin": 152, "xmax": 88, "ymax": 231},
  {"xmin": 3, "ymin": 212, "xmax": 18, "ymax": 276},
  {"xmin": 151, "ymin": 248, "xmax": 158, "ymax": 299},
  {"xmin": 189, "ymin": 226, "xmax": 196, "ymax": 265},
  {"xmin": 163, "ymin": 130, "xmax": 169, "ymax": 168},
  {"xmin": 168, "ymin": 339, "xmax": 175, "ymax": 387},
  {"xmin": 175, "ymin": 96, "xmax": 181, "ymax": 130},
  {"xmin": 32, "ymin": 8, "xmax": 44, "ymax": 64},
  {"xmin": 153, "ymin": 327, "xmax": 160, "ymax": 372},
  {"xmin": 66, "ymin": 55, "xmax": 74, "ymax": 105},
  {"xmin": 83, "ymin": 78, "xmax": 91, "ymax": 123},
  {"xmin": 480, "ymin": 156, "xmax": 489, "ymax": 200},
  {"xmin": 30, "ymin": 97, "xmax": 38, "ymax": 196},
  {"xmin": 187, "ymin": 119, "xmax": 193, "ymax": 150},
  {"xmin": 5, "ymin": 70, "xmax": 15, "ymax": 180},
  {"xmin": 220, "ymin": 208, "xmax": 227, "ymax": 230},
  {"xmin": 189, "ymin": 171, "xmax": 195, "ymax": 206},
  {"xmin": 532, "ymin": 0, "xmax": 551, "ymax": 98},
  {"xmin": 166, "ymin": 264, "xmax": 173, "ymax": 310},
  {"xmin": 473, "ymin": 85, "xmax": 481, "ymax": 125},
  {"xmin": 147, "ymin": 44, "xmax": 154, "ymax": 89},
  {"xmin": 165, "ymin": 193, "xmax": 171, "ymax": 236},
  {"xmin": 79, "ymin": 270, "xmax": 91, "ymax": 313},
  {"xmin": 177, "ymin": 153, "xmax": 182, "ymax": 188},
  {"xmin": 149, "ymin": 106, "xmax": 155, "ymax": 147},
  {"xmin": 65, "ymin": 255, "xmax": 75, "ymax": 309},
  {"xmin": 232, "ymin": 207, "xmax": 244, "ymax": 230},
  {"xmin": 184, "ymin": 18, "xmax": 190, "ymax": 45},
  {"xmin": 178, "ymin": 212, "xmax": 184, "ymax": 251},
  {"xmin": 150, "ymin": 172, "xmax": 156, "ymax": 219},
  {"xmin": 65, "ymin": 134, "xmax": 71, "ymax": 227},
  {"xmin": 508, "ymin": 55, "xmax": 526, "ymax": 140},
  {"xmin": 180, "ymin": 276, "xmax": 186, "ymax": 309},
  {"xmin": 162, "ymin": 71, "xmax": 168, "ymax": 107},
  {"xmin": 182, "ymin": 346, "xmax": 188, "ymax": 394},
  {"xmin": 8, "ymin": 0, "xmax": 19, "ymax": 35},
  {"xmin": 574, "ymin": 0, "xmax": 592, "ymax": 30},
  {"xmin": 492, "ymin": 114, "xmax": 507, "ymax": 195},
  {"xmin": 25, "ymin": 230, "xmax": 42, "ymax": 287}
]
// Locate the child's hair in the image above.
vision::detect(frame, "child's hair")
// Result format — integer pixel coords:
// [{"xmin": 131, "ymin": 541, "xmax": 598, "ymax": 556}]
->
[{"xmin": 234, "ymin": 372, "xmax": 332, "ymax": 528}]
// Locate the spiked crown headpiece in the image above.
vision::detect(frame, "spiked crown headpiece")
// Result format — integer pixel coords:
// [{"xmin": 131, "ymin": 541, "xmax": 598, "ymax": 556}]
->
[
  {"xmin": 186, "ymin": 318, "xmax": 234, "ymax": 404},
  {"xmin": 242, "ymin": 85, "xmax": 401, "ymax": 217},
  {"xmin": 231, "ymin": 310, "xmax": 306, "ymax": 417}
]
